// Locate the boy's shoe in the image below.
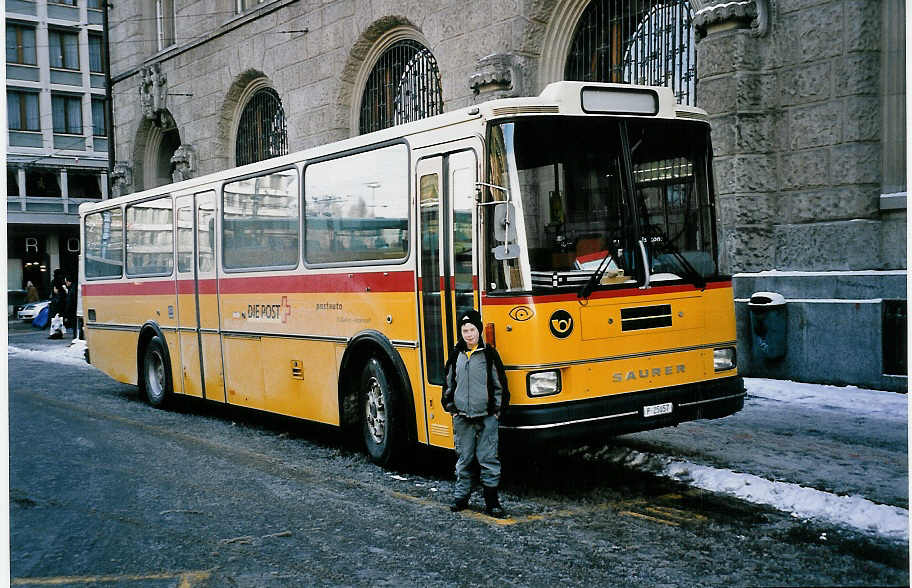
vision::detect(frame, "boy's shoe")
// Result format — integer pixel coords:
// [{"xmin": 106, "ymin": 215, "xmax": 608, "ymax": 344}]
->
[
  {"xmin": 450, "ymin": 496, "xmax": 469, "ymax": 512},
  {"xmin": 483, "ymin": 487, "xmax": 506, "ymax": 518}
]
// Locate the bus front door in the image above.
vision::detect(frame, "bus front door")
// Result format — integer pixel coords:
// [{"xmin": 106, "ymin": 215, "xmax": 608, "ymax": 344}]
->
[{"xmin": 416, "ymin": 147, "xmax": 479, "ymax": 448}]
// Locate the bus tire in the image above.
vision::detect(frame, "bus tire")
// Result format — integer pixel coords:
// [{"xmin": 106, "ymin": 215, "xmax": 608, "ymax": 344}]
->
[
  {"xmin": 360, "ymin": 357, "xmax": 404, "ymax": 467},
  {"xmin": 141, "ymin": 335, "xmax": 171, "ymax": 408}
]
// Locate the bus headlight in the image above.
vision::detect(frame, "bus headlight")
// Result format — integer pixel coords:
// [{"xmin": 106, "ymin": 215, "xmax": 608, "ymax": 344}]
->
[
  {"xmin": 714, "ymin": 347, "xmax": 737, "ymax": 372},
  {"xmin": 528, "ymin": 370, "xmax": 561, "ymax": 397}
]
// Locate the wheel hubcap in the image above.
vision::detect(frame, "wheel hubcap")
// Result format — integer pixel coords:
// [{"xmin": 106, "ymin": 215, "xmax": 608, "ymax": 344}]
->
[
  {"xmin": 147, "ymin": 350, "xmax": 164, "ymax": 401},
  {"xmin": 365, "ymin": 377, "xmax": 385, "ymax": 444}
]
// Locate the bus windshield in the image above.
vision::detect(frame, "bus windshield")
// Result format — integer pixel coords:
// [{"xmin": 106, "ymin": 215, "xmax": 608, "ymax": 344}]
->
[{"xmin": 485, "ymin": 117, "xmax": 718, "ymax": 293}]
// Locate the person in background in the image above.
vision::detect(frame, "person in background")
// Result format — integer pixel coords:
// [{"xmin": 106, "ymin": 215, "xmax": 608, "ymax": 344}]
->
[
  {"xmin": 441, "ymin": 309, "xmax": 509, "ymax": 518},
  {"xmin": 25, "ymin": 281, "xmax": 39, "ymax": 303},
  {"xmin": 64, "ymin": 275, "xmax": 77, "ymax": 336}
]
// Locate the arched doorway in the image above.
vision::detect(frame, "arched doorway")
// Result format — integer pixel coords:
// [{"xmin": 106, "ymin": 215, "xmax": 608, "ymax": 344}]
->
[{"xmin": 141, "ymin": 113, "xmax": 182, "ymax": 189}]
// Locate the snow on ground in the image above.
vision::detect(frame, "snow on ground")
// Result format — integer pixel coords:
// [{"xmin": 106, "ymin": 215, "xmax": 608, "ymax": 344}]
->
[
  {"xmin": 575, "ymin": 376, "xmax": 909, "ymax": 541},
  {"xmin": 8, "ymin": 343, "xmax": 909, "ymax": 541},
  {"xmin": 746, "ymin": 377, "xmax": 908, "ymax": 423},
  {"xmin": 8, "ymin": 339, "xmax": 91, "ymax": 369},
  {"xmin": 577, "ymin": 443, "xmax": 909, "ymax": 541}
]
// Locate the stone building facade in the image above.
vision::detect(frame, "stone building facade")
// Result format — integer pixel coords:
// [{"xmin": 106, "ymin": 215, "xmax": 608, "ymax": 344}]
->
[{"xmin": 106, "ymin": 0, "xmax": 906, "ymax": 391}]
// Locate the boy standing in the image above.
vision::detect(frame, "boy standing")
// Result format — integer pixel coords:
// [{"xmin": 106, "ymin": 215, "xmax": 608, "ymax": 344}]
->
[{"xmin": 441, "ymin": 309, "xmax": 508, "ymax": 518}]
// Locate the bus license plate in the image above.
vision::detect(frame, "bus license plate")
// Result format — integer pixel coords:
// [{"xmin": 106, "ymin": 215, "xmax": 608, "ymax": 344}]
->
[{"xmin": 643, "ymin": 402, "xmax": 673, "ymax": 417}]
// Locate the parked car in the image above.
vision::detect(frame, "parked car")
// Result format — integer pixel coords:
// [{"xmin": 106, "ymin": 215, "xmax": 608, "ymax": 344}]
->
[
  {"xmin": 18, "ymin": 300, "xmax": 50, "ymax": 322},
  {"xmin": 8, "ymin": 289, "xmax": 27, "ymax": 318}
]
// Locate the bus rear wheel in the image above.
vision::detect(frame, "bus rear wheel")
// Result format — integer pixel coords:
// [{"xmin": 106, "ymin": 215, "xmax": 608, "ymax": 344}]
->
[
  {"xmin": 360, "ymin": 357, "xmax": 403, "ymax": 467},
  {"xmin": 142, "ymin": 335, "xmax": 171, "ymax": 408}
]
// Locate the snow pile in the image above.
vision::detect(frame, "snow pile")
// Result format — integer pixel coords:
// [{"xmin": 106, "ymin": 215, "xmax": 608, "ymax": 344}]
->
[
  {"xmin": 746, "ymin": 378, "xmax": 907, "ymax": 423},
  {"xmin": 8, "ymin": 340, "xmax": 92, "ymax": 369},
  {"xmin": 665, "ymin": 459, "xmax": 909, "ymax": 541},
  {"xmin": 577, "ymin": 445, "xmax": 909, "ymax": 541}
]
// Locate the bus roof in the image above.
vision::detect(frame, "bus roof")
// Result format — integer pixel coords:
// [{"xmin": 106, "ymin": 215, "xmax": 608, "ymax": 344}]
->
[{"xmin": 80, "ymin": 82, "xmax": 707, "ymax": 216}]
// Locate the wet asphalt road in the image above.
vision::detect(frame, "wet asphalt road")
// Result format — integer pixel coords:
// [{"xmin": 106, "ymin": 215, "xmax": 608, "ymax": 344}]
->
[{"xmin": 8, "ymin": 321, "xmax": 909, "ymax": 587}]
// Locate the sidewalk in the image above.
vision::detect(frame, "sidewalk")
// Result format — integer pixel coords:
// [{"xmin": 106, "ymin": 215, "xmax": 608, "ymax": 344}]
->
[{"xmin": 8, "ymin": 318, "xmax": 80, "ymax": 351}]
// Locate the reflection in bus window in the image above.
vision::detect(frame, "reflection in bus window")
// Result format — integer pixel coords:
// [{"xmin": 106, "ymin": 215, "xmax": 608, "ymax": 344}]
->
[
  {"xmin": 176, "ymin": 203, "xmax": 193, "ymax": 273},
  {"xmin": 197, "ymin": 192, "xmax": 216, "ymax": 273},
  {"xmin": 449, "ymin": 150, "xmax": 476, "ymax": 316},
  {"xmin": 85, "ymin": 208, "xmax": 123, "ymax": 278},
  {"xmin": 305, "ymin": 144, "xmax": 408, "ymax": 264},
  {"xmin": 126, "ymin": 197, "xmax": 174, "ymax": 276},
  {"xmin": 223, "ymin": 169, "xmax": 299, "ymax": 270}
]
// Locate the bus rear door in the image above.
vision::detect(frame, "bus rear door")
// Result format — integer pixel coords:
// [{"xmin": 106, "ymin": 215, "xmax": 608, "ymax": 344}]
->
[{"xmin": 174, "ymin": 191, "xmax": 225, "ymax": 402}]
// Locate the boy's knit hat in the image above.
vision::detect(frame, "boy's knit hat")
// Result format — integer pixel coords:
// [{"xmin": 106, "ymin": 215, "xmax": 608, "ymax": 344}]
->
[{"xmin": 458, "ymin": 309, "xmax": 483, "ymax": 335}]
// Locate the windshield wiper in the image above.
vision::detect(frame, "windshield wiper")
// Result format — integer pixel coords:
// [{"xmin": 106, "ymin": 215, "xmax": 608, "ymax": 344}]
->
[
  {"xmin": 645, "ymin": 224, "xmax": 706, "ymax": 289},
  {"xmin": 576, "ymin": 254, "xmax": 612, "ymax": 300},
  {"xmin": 576, "ymin": 240, "xmax": 624, "ymax": 299}
]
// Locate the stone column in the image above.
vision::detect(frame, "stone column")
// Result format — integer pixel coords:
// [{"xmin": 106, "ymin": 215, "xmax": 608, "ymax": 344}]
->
[
  {"xmin": 695, "ymin": 0, "xmax": 774, "ymax": 274},
  {"xmin": 18, "ymin": 167, "xmax": 27, "ymax": 210}
]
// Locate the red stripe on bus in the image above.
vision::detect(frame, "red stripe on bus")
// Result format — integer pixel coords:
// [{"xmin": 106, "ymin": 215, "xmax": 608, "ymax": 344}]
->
[
  {"xmin": 481, "ymin": 280, "xmax": 733, "ymax": 306},
  {"xmin": 83, "ymin": 280, "xmax": 177, "ymax": 296},
  {"xmin": 85, "ymin": 271, "xmax": 415, "ymax": 296}
]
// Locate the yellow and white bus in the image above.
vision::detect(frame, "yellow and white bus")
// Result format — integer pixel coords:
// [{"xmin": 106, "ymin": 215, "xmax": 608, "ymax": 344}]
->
[{"xmin": 80, "ymin": 82, "xmax": 744, "ymax": 466}]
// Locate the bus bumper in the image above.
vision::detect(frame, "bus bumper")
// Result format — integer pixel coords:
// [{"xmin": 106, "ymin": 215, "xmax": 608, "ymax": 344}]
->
[{"xmin": 500, "ymin": 375, "xmax": 745, "ymax": 445}]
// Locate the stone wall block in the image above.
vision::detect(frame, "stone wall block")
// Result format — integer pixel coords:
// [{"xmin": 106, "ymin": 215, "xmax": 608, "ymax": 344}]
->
[
  {"xmin": 709, "ymin": 115, "xmax": 736, "ymax": 156},
  {"xmin": 774, "ymin": 219, "xmax": 881, "ymax": 270},
  {"xmin": 788, "ymin": 101, "xmax": 842, "ymax": 150},
  {"xmin": 696, "ymin": 30, "xmax": 760, "ymax": 79},
  {"xmin": 718, "ymin": 193, "xmax": 778, "ymax": 226},
  {"xmin": 833, "ymin": 54, "xmax": 880, "ymax": 96},
  {"xmin": 843, "ymin": 96, "xmax": 880, "ymax": 142},
  {"xmin": 735, "ymin": 112, "xmax": 779, "ymax": 153},
  {"xmin": 714, "ymin": 155, "xmax": 779, "ymax": 195},
  {"xmin": 830, "ymin": 142, "xmax": 881, "ymax": 185},
  {"xmin": 777, "ymin": 0, "xmax": 836, "ymax": 13},
  {"xmin": 697, "ymin": 75, "xmax": 736, "ymax": 116},
  {"xmin": 780, "ymin": 148, "xmax": 829, "ymax": 190},
  {"xmin": 735, "ymin": 73, "xmax": 777, "ymax": 111},
  {"xmin": 518, "ymin": 16, "xmax": 546, "ymax": 56},
  {"xmin": 323, "ymin": 0, "xmax": 354, "ymax": 25},
  {"xmin": 780, "ymin": 185, "xmax": 880, "ymax": 224},
  {"xmin": 778, "ymin": 61, "xmax": 832, "ymax": 106},
  {"xmin": 844, "ymin": 0, "xmax": 881, "ymax": 53},
  {"xmin": 724, "ymin": 226, "xmax": 775, "ymax": 273},
  {"xmin": 880, "ymin": 210, "xmax": 907, "ymax": 270},
  {"xmin": 795, "ymin": 2, "xmax": 844, "ymax": 62}
]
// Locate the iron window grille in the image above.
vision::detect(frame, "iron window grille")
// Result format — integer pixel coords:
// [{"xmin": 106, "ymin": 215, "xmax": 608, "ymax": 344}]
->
[
  {"xmin": 235, "ymin": 87, "xmax": 288, "ymax": 167},
  {"xmin": 565, "ymin": 0, "xmax": 696, "ymax": 105},
  {"xmin": 359, "ymin": 39, "xmax": 444, "ymax": 135}
]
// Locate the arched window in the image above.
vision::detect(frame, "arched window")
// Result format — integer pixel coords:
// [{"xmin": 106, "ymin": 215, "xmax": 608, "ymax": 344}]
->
[
  {"xmin": 235, "ymin": 87, "xmax": 288, "ymax": 167},
  {"xmin": 359, "ymin": 39, "xmax": 443, "ymax": 135},
  {"xmin": 564, "ymin": 0, "xmax": 696, "ymax": 105}
]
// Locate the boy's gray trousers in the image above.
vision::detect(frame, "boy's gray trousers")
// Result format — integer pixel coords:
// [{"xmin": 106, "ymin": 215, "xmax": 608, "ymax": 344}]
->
[{"xmin": 453, "ymin": 414, "xmax": 501, "ymax": 498}]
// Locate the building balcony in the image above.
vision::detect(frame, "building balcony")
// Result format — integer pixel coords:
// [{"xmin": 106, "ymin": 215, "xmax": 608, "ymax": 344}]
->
[{"xmin": 7, "ymin": 196, "xmax": 102, "ymax": 225}]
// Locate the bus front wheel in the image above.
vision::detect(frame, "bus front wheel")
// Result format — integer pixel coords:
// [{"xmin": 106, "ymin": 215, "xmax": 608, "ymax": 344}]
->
[
  {"xmin": 142, "ymin": 335, "xmax": 171, "ymax": 408},
  {"xmin": 360, "ymin": 357, "xmax": 403, "ymax": 467}
]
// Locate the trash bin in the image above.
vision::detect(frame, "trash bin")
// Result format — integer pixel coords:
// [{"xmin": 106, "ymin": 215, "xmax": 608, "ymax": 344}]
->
[{"xmin": 748, "ymin": 291, "xmax": 787, "ymax": 360}]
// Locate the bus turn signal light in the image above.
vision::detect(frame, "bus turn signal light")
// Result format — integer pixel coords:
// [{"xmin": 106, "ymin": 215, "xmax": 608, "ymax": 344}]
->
[{"xmin": 485, "ymin": 323, "xmax": 496, "ymax": 348}]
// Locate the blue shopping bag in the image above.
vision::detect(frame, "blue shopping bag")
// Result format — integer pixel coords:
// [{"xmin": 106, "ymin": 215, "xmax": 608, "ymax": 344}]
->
[{"xmin": 32, "ymin": 306, "xmax": 49, "ymax": 329}]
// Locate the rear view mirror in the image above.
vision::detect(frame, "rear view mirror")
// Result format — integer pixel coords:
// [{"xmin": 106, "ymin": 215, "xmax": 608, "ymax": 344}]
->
[
  {"xmin": 493, "ymin": 203, "xmax": 517, "ymax": 243},
  {"xmin": 493, "ymin": 244, "xmax": 521, "ymax": 260}
]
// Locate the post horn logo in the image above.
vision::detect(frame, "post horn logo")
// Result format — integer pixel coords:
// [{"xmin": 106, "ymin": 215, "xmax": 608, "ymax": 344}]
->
[
  {"xmin": 508, "ymin": 306, "xmax": 534, "ymax": 321},
  {"xmin": 549, "ymin": 309, "xmax": 574, "ymax": 339}
]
